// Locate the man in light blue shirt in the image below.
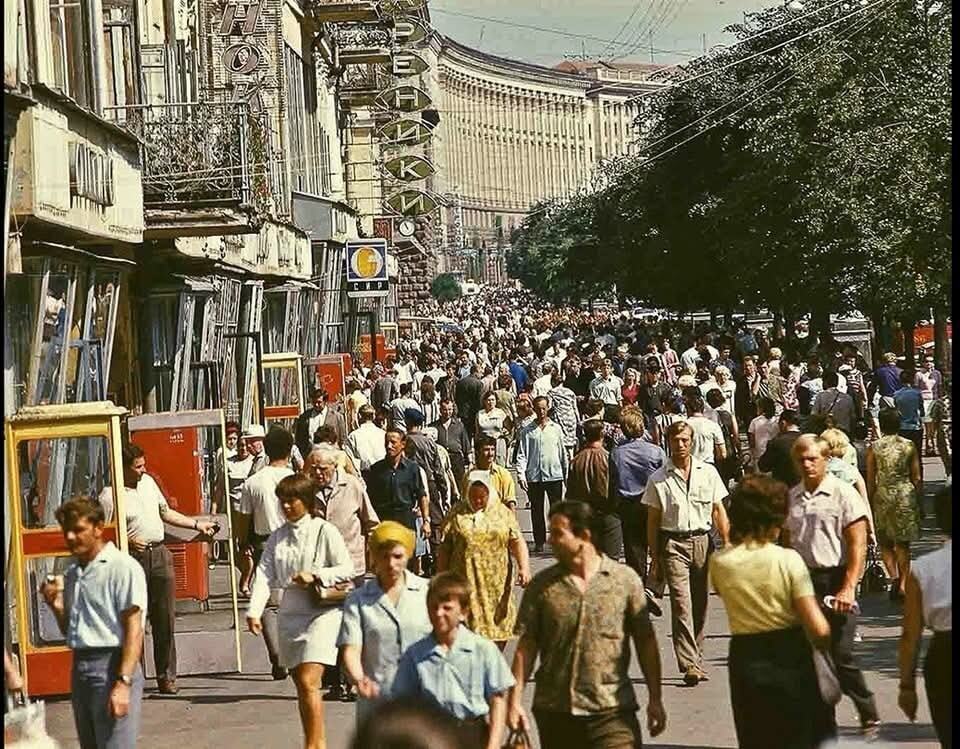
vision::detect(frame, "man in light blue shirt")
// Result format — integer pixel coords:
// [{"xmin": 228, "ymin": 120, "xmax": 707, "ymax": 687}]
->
[
  {"xmin": 516, "ymin": 396, "xmax": 569, "ymax": 553},
  {"xmin": 40, "ymin": 497, "xmax": 147, "ymax": 749},
  {"xmin": 392, "ymin": 572, "xmax": 514, "ymax": 745},
  {"xmin": 894, "ymin": 368, "xmax": 926, "ymax": 478}
]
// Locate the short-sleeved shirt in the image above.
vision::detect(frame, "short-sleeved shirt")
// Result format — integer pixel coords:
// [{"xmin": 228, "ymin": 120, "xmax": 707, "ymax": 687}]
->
[
  {"xmin": 513, "ymin": 555, "xmax": 650, "ymax": 715},
  {"xmin": 64, "ymin": 542, "xmax": 148, "ymax": 649},
  {"xmin": 911, "ymin": 540, "xmax": 951, "ymax": 632},
  {"xmin": 391, "ymin": 625, "xmax": 515, "ymax": 719},
  {"xmin": 783, "ymin": 474, "xmax": 869, "ymax": 569},
  {"xmin": 609, "ymin": 438, "xmax": 667, "ymax": 500},
  {"xmin": 239, "ymin": 465, "xmax": 293, "ymax": 536},
  {"xmin": 461, "ymin": 464, "xmax": 516, "ymax": 506},
  {"xmin": 123, "ymin": 474, "xmax": 169, "ymax": 543},
  {"xmin": 366, "ymin": 456, "xmax": 426, "ymax": 531},
  {"xmin": 686, "ymin": 416, "xmax": 724, "ymax": 464},
  {"xmin": 710, "ymin": 542, "xmax": 814, "ymax": 634},
  {"xmin": 642, "ymin": 458, "xmax": 728, "ymax": 533},
  {"xmin": 894, "ymin": 386, "xmax": 925, "ymax": 431}
]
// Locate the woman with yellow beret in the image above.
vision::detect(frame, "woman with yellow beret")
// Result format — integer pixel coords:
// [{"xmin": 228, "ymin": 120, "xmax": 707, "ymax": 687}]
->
[{"xmin": 337, "ymin": 520, "xmax": 432, "ymax": 723}]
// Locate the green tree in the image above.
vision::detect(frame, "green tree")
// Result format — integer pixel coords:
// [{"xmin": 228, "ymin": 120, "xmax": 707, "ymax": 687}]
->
[{"xmin": 430, "ymin": 273, "xmax": 462, "ymax": 302}]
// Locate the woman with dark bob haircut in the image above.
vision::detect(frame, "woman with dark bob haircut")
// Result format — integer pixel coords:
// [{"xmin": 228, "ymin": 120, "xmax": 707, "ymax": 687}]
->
[
  {"xmin": 898, "ymin": 485, "xmax": 951, "ymax": 746},
  {"xmin": 709, "ymin": 475, "xmax": 835, "ymax": 748}
]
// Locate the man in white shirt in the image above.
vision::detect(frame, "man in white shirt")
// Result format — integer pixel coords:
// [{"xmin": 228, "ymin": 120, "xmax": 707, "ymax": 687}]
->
[
  {"xmin": 683, "ymin": 391, "xmax": 727, "ymax": 466},
  {"xmin": 531, "ymin": 362, "xmax": 555, "ymax": 399},
  {"xmin": 118, "ymin": 443, "xmax": 216, "ymax": 695},
  {"xmin": 589, "ymin": 358, "xmax": 623, "ymax": 406},
  {"xmin": 236, "ymin": 427, "xmax": 294, "ymax": 680},
  {"xmin": 344, "ymin": 404, "xmax": 388, "ymax": 481},
  {"xmin": 643, "ymin": 421, "xmax": 729, "ymax": 686},
  {"xmin": 680, "ymin": 336, "xmax": 718, "ymax": 373}
]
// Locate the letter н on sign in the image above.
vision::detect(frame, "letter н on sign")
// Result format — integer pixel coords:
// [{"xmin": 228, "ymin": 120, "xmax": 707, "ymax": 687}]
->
[
  {"xmin": 374, "ymin": 85, "xmax": 431, "ymax": 113},
  {"xmin": 377, "ymin": 117, "xmax": 432, "ymax": 146},
  {"xmin": 384, "ymin": 188, "xmax": 439, "ymax": 217},
  {"xmin": 393, "ymin": 16, "xmax": 429, "ymax": 46},
  {"xmin": 383, "ymin": 154, "xmax": 434, "ymax": 182}
]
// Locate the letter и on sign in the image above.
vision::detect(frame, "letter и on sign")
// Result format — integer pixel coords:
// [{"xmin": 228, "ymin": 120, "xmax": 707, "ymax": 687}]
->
[
  {"xmin": 373, "ymin": 85, "xmax": 431, "ymax": 113},
  {"xmin": 377, "ymin": 117, "xmax": 433, "ymax": 146},
  {"xmin": 383, "ymin": 188, "xmax": 439, "ymax": 217},
  {"xmin": 382, "ymin": 154, "xmax": 435, "ymax": 182}
]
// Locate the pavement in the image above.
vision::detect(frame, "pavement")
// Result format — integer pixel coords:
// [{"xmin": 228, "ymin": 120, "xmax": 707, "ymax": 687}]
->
[{"xmin": 41, "ymin": 457, "xmax": 948, "ymax": 749}]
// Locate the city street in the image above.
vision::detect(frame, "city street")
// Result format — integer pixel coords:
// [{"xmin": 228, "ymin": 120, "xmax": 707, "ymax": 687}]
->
[{"xmin": 42, "ymin": 459, "xmax": 947, "ymax": 749}]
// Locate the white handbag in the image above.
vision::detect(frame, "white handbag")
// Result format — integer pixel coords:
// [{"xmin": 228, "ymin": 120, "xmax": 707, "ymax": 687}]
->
[{"xmin": 5, "ymin": 694, "xmax": 60, "ymax": 748}]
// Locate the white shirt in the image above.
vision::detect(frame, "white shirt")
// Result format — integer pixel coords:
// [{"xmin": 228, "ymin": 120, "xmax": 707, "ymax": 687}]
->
[
  {"xmin": 122, "ymin": 474, "xmax": 169, "ymax": 544},
  {"xmin": 642, "ymin": 458, "xmax": 728, "ymax": 533},
  {"xmin": 308, "ymin": 408, "xmax": 328, "ymax": 442},
  {"xmin": 239, "ymin": 466, "xmax": 294, "ymax": 536},
  {"xmin": 344, "ymin": 422, "xmax": 387, "ymax": 472},
  {"xmin": 748, "ymin": 415, "xmax": 780, "ymax": 465},
  {"xmin": 911, "ymin": 540, "xmax": 951, "ymax": 632},
  {"xmin": 532, "ymin": 374, "xmax": 554, "ymax": 399},
  {"xmin": 589, "ymin": 374, "xmax": 624, "ymax": 405},
  {"xmin": 686, "ymin": 415, "xmax": 725, "ymax": 464}
]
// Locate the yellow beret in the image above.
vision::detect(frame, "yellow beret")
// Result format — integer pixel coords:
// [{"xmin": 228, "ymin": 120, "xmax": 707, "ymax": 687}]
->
[{"xmin": 370, "ymin": 521, "xmax": 416, "ymax": 557}]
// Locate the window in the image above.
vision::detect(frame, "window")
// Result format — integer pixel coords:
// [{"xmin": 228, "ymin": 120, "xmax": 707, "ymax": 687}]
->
[
  {"xmin": 49, "ymin": 0, "xmax": 92, "ymax": 108},
  {"xmin": 284, "ymin": 44, "xmax": 323, "ymax": 196},
  {"xmin": 101, "ymin": 0, "xmax": 137, "ymax": 113}
]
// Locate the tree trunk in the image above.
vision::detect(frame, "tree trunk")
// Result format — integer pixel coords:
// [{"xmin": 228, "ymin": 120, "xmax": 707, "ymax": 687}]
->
[
  {"xmin": 784, "ymin": 310, "xmax": 796, "ymax": 343},
  {"xmin": 869, "ymin": 310, "xmax": 886, "ymax": 367},
  {"xmin": 902, "ymin": 318, "xmax": 916, "ymax": 370},
  {"xmin": 933, "ymin": 308, "xmax": 950, "ymax": 373},
  {"xmin": 710, "ymin": 310, "xmax": 718, "ymax": 330}
]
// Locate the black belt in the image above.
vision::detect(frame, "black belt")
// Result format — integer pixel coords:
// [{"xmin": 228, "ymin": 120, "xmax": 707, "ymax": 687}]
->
[
  {"xmin": 134, "ymin": 541, "xmax": 164, "ymax": 552},
  {"xmin": 661, "ymin": 529, "xmax": 709, "ymax": 539}
]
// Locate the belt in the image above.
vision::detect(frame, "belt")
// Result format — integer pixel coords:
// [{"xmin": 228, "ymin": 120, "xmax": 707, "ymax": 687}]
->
[
  {"xmin": 132, "ymin": 541, "xmax": 164, "ymax": 555},
  {"xmin": 661, "ymin": 529, "xmax": 709, "ymax": 539}
]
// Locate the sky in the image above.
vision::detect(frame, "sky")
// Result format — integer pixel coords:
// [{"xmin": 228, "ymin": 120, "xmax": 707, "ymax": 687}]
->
[{"xmin": 429, "ymin": 0, "xmax": 774, "ymax": 66}]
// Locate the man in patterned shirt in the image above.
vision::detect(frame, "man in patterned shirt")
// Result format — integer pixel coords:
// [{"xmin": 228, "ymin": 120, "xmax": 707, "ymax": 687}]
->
[
  {"xmin": 547, "ymin": 362, "xmax": 580, "ymax": 457},
  {"xmin": 507, "ymin": 501, "xmax": 666, "ymax": 748}
]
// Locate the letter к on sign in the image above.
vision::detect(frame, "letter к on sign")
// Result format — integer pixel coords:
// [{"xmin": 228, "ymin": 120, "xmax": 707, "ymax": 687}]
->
[
  {"xmin": 393, "ymin": 16, "xmax": 429, "ymax": 46},
  {"xmin": 383, "ymin": 154, "xmax": 434, "ymax": 182},
  {"xmin": 384, "ymin": 188, "xmax": 439, "ymax": 217},
  {"xmin": 374, "ymin": 85, "xmax": 431, "ymax": 113},
  {"xmin": 386, "ymin": 50, "xmax": 429, "ymax": 78},
  {"xmin": 377, "ymin": 117, "xmax": 433, "ymax": 146}
]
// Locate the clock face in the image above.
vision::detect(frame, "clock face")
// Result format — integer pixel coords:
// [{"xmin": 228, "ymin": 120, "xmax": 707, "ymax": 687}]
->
[
  {"xmin": 398, "ymin": 219, "xmax": 417, "ymax": 237},
  {"xmin": 350, "ymin": 245, "xmax": 384, "ymax": 279}
]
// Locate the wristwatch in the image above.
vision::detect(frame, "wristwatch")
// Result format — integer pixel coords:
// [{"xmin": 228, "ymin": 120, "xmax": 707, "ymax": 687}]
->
[{"xmin": 117, "ymin": 674, "xmax": 133, "ymax": 686}]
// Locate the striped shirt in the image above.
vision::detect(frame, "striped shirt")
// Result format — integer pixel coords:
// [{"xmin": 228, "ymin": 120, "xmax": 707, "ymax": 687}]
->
[{"xmin": 548, "ymin": 385, "xmax": 580, "ymax": 449}]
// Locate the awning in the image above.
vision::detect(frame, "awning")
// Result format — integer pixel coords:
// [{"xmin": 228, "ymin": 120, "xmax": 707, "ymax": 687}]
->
[{"xmin": 22, "ymin": 241, "xmax": 138, "ymax": 268}]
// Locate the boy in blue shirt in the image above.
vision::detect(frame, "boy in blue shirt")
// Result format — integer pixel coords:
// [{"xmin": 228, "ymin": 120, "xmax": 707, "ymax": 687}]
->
[{"xmin": 392, "ymin": 571, "xmax": 514, "ymax": 748}]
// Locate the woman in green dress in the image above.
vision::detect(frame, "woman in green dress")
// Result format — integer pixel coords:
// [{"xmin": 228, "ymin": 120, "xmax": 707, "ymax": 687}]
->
[
  {"xmin": 866, "ymin": 409, "xmax": 922, "ymax": 601},
  {"xmin": 437, "ymin": 478, "xmax": 530, "ymax": 649}
]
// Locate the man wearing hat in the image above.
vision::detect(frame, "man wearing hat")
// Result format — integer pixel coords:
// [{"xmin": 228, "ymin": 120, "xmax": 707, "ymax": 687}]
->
[
  {"xmin": 242, "ymin": 423, "xmax": 268, "ymax": 475},
  {"xmin": 294, "ymin": 387, "xmax": 347, "ymax": 460}
]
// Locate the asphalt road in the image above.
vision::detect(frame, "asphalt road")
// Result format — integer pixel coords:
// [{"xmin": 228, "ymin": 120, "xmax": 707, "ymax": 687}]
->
[{"xmin": 42, "ymin": 459, "xmax": 948, "ymax": 749}]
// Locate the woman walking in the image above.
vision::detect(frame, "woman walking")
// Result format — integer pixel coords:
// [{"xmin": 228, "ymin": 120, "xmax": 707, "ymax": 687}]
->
[
  {"xmin": 476, "ymin": 391, "xmax": 511, "ymax": 467},
  {"xmin": 710, "ymin": 475, "xmax": 835, "ymax": 749},
  {"xmin": 338, "ymin": 521, "xmax": 432, "ymax": 723},
  {"xmin": 247, "ymin": 474, "xmax": 355, "ymax": 749},
  {"xmin": 437, "ymin": 479, "xmax": 530, "ymax": 649},
  {"xmin": 866, "ymin": 409, "xmax": 922, "ymax": 601}
]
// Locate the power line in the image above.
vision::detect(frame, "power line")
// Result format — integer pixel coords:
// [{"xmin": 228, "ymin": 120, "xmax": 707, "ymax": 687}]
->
[{"xmin": 599, "ymin": 0, "xmax": 650, "ymax": 59}]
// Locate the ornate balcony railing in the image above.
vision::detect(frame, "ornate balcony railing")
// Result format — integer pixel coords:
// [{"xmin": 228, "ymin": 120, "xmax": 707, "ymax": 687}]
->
[
  {"xmin": 302, "ymin": 0, "xmax": 380, "ymax": 23},
  {"xmin": 105, "ymin": 101, "xmax": 274, "ymax": 212}
]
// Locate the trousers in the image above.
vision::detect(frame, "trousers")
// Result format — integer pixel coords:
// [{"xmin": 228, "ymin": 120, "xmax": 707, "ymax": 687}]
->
[
  {"xmin": 71, "ymin": 648, "xmax": 143, "ymax": 749},
  {"xmin": 528, "ymin": 481, "xmax": 564, "ymax": 546},
  {"xmin": 808, "ymin": 566, "xmax": 879, "ymax": 725},
  {"xmin": 661, "ymin": 532, "xmax": 711, "ymax": 672},
  {"xmin": 133, "ymin": 544, "xmax": 177, "ymax": 682},
  {"xmin": 252, "ymin": 538, "xmax": 283, "ymax": 669},
  {"xmin": 534, "ymin": 708, "xmax": 643, "ymax": 749},
  {"xmin": 925, "ymin": 631, "xmax": 952, "ymax": 747},
  {"xmin": 617, "ymin": 500, "xmax": 647, "ymax": 581}
]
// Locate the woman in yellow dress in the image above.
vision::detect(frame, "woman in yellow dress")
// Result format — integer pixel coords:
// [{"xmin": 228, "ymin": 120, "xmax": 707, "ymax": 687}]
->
[{"xmin": 437, "ymin": 478, "xmax": 531, "ymax": 649}]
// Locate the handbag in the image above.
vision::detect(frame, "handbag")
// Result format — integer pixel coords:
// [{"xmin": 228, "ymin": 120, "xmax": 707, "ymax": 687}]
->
[
  {"xmin": 501, "ymin": 727, "xmax": 532, "ymax": 749},
  {"xmin": 811, "ymin": 648, "xmax": 842, "ymax": 706},
  {"xmin": 306, "ymin": 521, "xmax": 355, "ymax": 607},
  {"xmin": 5, "ymin": 694, "xmax": 60, "ymax": 748}
]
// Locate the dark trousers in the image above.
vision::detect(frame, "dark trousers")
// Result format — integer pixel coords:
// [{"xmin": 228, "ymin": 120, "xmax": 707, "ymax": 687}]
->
[
  {"xmin": 71, "ymin": 648, "xmax": 144, "ymax": 749},
  {"xmin": 528, "ymin": 480, "xmax": 564, "ymax": 546},
  {"xmin": 808, "ymin": 567, "xmax": 879, "ymax": 725},
  {"xmin": 728, "ymin": 628, "xmax": 836, "ymax": 749},
  {"xmin": 534, "ymin": 708, "xmax": 643, "ymax": 749},
  {"xmin": 448, "ymin": 452, "xmax": 467, "ymax": 487},
  {"xmin": 617, "ymin": 500, "xmax": 647, "ymax": 581},
  {"xmin": 594, "ymin": 510, "xmax": 624, "ymax": 561},
  {"xmin": 134, "ymin": 545, "xmax": 177, "ymax": 682},
  {"xmin": 925, "ymin": 631, "xmax": 952, "ymax": 748}
]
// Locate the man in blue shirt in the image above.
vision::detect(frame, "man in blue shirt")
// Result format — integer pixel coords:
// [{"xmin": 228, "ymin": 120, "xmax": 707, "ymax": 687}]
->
[
  {"xmin": 894, "ymin": 369, "xmax": 926, "ymax": 478},
  {"xmin": 40, "ymin": 497, "xmax": 148, "ymax": 749},
  {"xmin": 367, "ymin": 429, "xmax": 430, "ymax": 538},
  {"xmin": 516, "ymin": 396, "xmax": 569, "ymax": 553},
  {"xmin": 874, "ymin": 352, "xmax": 903, "ymax": 407},
  {"xmin": 393, "ymin": 572, "xmax": 514, "ymax": 747},
  {"xmin": 508, "ymin": 350, "xmax": 529, "ymax": 393}
]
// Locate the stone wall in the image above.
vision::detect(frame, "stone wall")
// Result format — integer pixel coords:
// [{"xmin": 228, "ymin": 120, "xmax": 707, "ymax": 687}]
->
[{"xmin": 396, "ymin": 247, "xmax": 437, "ymax": 313}]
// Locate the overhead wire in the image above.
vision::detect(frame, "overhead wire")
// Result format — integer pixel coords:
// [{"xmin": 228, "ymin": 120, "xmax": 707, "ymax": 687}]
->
[{"xmin": 599, "ymin": 0, "xmax": 651, "ymax": 59}]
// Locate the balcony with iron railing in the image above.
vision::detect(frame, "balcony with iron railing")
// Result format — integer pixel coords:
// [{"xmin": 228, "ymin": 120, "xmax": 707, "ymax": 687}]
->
[
  {"xmin": 105, "ymin": 101, "xmax": 282, "ymax": 237},
  {"xmin": 302, "ymin": 0, "xmax": 380, "ymax": 24}
]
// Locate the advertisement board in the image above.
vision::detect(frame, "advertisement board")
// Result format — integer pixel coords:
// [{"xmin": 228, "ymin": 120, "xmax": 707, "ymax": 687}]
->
[{"xmin": 345, "ymin": 238, "xmax": 389, "ymax": 298}]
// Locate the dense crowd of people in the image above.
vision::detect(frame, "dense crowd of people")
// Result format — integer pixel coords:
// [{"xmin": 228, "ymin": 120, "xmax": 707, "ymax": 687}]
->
[{"xmin": 10, "ymin": 285, "xmax": 952, "ymax": 749}]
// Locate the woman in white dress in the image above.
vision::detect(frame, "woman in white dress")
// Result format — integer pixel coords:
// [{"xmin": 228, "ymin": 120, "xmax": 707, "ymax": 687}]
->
[
  {"xmin": 338, "ymin": 521, "xmax": 432, "ymax": 724},
  {"xmin": 247, "ymin": 473, "xmax": 354, "ymax": 749}
]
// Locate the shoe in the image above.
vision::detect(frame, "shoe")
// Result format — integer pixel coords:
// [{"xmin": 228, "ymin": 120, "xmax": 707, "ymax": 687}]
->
[
  {"xmin": 683, "ymin": 667, "xmax": 700, "ymax": 686},
  {"xmin": 644, "ymin": 590, "xmax": 663, "ymax": 618},
  {"xmin": 861, "ymin": 720, "xmax": 881, "ymax": 741},
  {"xmin": 271, "ymin": 665, "xmax": 288, "ymax": 680},
  {"xmin": 157, "ymin": 679, "xmax": 179, "ymax": 695},
  {"xmin": 326, "ymin": 684, "xmax": 346, "ymax": 701},
  {"xmin": 695, "ymin": 667, "xmax": 709, "ymax": 682},
  {"xmin": 344, "ymin": 685, "xmax": 358, "ymax": 702}
]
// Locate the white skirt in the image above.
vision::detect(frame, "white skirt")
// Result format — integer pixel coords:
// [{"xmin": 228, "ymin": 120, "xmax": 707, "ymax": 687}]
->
[{"xmin": 278, "ymin": 588, "xmax": 343, "ymax": 668}]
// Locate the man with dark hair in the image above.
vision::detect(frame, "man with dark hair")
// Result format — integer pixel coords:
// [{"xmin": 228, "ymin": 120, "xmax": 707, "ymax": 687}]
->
[
  {"xmin": 294, "ymin": 388, "xmax": 346, "ymax": 460},
  {"xmin": 894, "ymin": 369, "xmax": 926, "ymax": 478},
  {"xmin": 508, "ymin": 500, "xmax": 666, "ymax": 748},
  {"xmin": 404, "ymin": 408, "xmax": 450, "ymax": 553},
  {"xmin": 116, "ymin": 444, "xmax": 216, "ymax": 695},
  {"xmin": 40, "ymin": 498, "xmax": 148, "ymax": 749},
  {"xmin": 236, "ymin": 426, "xmax": 294, "ymax": 680},
  {"xmin": 454, "ymin": 363, "xmax": 485, "ymax": 434},
  {"xmin": 367, "ymin": 429, "xmax": 430, "ymax": 542},
  {"xmin": 759, "ymin": 410, "xmax": 803, "ymax": 485},
  {"xmin": 567, "ymin": 420, "xmax": 620, "ymax": 558},
  {"xmin": 433, "ymin": 398, "xmax": 471, "ymax": 486},
  {"xmin": 812, "ymin": 371, "xmax": 855, "ymax": 435},
  {"xmin": 516, "ymin": 396, "xmax": 569, "ymax": 553}
]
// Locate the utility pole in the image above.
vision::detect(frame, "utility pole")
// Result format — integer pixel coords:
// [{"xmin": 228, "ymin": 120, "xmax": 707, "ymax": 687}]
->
[{"xmin": 649, "ymin": 32, "xmax": 654, "ymax": 62}]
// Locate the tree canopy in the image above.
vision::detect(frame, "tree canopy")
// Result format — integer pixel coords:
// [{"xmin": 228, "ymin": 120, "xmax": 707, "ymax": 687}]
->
[
  {"xmin": 430, "ymin": 273, "xmax": 463, "ymax": 302},
  {"xmin": 509, "ymin": 0, "xmax": 951, "ymax": 325}
]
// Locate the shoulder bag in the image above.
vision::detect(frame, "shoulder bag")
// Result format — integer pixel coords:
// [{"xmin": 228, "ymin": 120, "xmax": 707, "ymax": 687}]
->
[
  {"xmin": 811, "ymin": 647, "xmax": 842, "ymax": 706},
  {"xmin": 307, "ymin": 521, "xmax": 354, "ymax": 607}
]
